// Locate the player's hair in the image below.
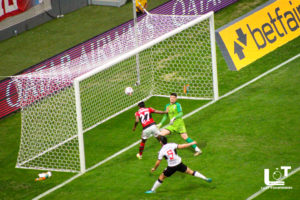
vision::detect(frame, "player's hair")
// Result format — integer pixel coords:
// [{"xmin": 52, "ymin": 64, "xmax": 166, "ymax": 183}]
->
[
  {"xmin": 170, "ymin": 93, "xmax": 177, "ymax": 97},
  {"xmin": 138, "ymin": 101, "xmax": 145, "ymax": 108},
  {"xmin": 160, "ymin": 136, "xmax": 168, "ymax": 144}
]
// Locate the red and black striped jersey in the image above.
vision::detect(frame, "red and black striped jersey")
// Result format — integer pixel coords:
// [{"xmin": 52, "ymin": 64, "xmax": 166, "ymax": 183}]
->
[{"xmin": 135, "ymin": 107, "xmax": 155, "ymax": 129}]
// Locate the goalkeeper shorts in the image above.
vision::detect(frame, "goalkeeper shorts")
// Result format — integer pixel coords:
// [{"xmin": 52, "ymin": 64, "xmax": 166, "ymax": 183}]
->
[{"xmin": 165, "ymin": 123, "xmax": 187, "ymax": 134}]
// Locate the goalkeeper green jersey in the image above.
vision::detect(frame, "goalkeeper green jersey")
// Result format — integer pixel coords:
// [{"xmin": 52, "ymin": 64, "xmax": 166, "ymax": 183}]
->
[{"xmin": 165, "ymin": 102, "xmax": 184, "ymax": 124}]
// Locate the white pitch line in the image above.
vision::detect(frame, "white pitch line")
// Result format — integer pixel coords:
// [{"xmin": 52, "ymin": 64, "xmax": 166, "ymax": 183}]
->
[
  {"xmin": 246, "ymin": 166, "xmax": 300, "ymax": 200},
  {"xmin": 33, "ymin": 53, "xmax": 300, "ymax": 200}
]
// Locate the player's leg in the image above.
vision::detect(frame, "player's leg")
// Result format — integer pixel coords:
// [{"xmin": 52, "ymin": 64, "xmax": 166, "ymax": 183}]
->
[
  {"xmin": 159, "ymin": 128, "xmax": 171, "ymax": 136},
  {"xmin": 185, "ymin": 167, "xmax": 212, "ymax": 182},
  {"xmin": 153, "ymin": 126, "xmax": 162, "ymax": 142},
  {"xmin": 180, "ymin": 132, "xmax": 202, "ymax": 156},
  {"xmin": 146, "ymin": 166, "xmax": 175, "ymax": 193},
  {"xmin": 177, "ymin": 162, "xmax": 211, "ymax": 182},
  {"xmin": 138, "ymin": 127, "xmax": 150, "ymax": 159},
  {"xmin": 137, "ymin": 138, "xmax": 146, "ymax": 159},
  {"xmin": 138, "ymin": 126, "xmax": 160, "ymax": 159},
  {"xmin": 145, "ymin": 173, "xmax": 166, "ymax": 193},
  {"xmin": 160, "ymin": 124, "xmax": 176, "ymax": 136},
  {"xmin": 175, "ymin": 123, "xmax": 202, "ymax": 155}
]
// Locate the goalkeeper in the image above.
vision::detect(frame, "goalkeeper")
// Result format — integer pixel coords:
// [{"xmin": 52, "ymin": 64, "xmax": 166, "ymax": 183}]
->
[{"xmin": 158, "ymin": 93, "xmax": 202, "ymax": 156}]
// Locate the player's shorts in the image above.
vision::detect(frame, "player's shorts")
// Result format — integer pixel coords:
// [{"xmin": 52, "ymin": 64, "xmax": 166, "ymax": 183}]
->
[
  {"xmin": 165, "ymin": 122, "xmax": 187, "ymax": 134},
  {"xmin": 142, "ymin": 124, "xmax": 160, "ymax": 140},
  {"xmin": 163, "ymin": 162, "xmax": 188, "ymax": 177}
]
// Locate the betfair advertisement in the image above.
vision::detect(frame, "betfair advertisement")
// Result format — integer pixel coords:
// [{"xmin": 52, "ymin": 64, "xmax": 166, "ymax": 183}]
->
[{"xmin": 216, "ymin": 0, "xmax": 300, "ymax": 71}]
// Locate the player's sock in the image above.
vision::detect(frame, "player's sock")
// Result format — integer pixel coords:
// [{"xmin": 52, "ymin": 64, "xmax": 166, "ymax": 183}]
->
[
  {"xmin": 151, "ymin": 179, "xmax": 163, "ymax": 191},
  {"xmin": 139, "ymin": 142, "xmax": 145, "ymax": 155},
  {"xmin": 193, "ymin": 171, "xmax": 208, "ymax": 180},
  {"xmin": 186, "ymin": 137, "xmax": 197, "ymax": 149}
]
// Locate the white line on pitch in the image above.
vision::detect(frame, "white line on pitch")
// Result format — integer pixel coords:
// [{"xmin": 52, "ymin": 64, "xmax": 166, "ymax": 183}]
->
[{"xmin": 33, "ymin": 53, "xmax": 300, "ymax": 200}]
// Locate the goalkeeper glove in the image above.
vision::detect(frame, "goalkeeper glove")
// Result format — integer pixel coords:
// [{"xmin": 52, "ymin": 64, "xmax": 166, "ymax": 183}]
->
[{"xmin": 170, "ymin": 117, "xmax": 176, "ymax": 125}]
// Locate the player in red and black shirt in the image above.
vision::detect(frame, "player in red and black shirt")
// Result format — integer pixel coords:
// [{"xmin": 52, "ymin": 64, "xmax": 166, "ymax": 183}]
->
[{"xmin": 133, "ymin": 101, "xmax": 168, "ymax": 159}]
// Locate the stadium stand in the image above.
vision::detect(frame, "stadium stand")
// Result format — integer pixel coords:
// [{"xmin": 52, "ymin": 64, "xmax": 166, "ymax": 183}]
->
[{"xmin": 0, "ymin": 0, "xmax": 88, "ymax": 41}]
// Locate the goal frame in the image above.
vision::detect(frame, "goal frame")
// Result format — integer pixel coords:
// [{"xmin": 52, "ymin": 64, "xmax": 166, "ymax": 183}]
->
[
  {"xmin": 74, "ymin": 11, "xmax": 218, "ymax": 173},
  {"xmin": 14, "ymin": 11, "xmax": 218, "ymax": 174}
]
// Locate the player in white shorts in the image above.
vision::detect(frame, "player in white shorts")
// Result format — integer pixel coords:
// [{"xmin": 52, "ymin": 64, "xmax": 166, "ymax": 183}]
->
[
  {"xmin": 133, "ymin": 102, "xmax": 168, "ymax": 159},
  {"xmin": 145, "ymin": 136, "xmax": 212, "ymax": 193}
]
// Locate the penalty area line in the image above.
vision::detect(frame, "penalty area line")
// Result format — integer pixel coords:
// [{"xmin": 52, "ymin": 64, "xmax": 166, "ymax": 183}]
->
[{"xmin": 33, "ymin": 53, "xmax": 300, "ymax": 200}]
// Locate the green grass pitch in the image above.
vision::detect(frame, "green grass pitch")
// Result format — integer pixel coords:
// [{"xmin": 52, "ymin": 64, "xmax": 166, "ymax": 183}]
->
[{"xmin": 0, "ymin": 0, "xmax": 299, "ymax": 199}]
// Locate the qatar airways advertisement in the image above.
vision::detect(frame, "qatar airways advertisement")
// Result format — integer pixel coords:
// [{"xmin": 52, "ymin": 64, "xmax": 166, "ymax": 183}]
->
[{"xmin": 0, "ymin": 0, "xmax": 237, "ymax": 118}]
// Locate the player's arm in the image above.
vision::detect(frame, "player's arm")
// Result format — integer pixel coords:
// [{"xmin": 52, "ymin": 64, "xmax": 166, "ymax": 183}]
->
[
  {"xmin": 151, "ymin": 159, "xmax": 161, "ymax": 172},
  {"xmin": 158, "ymin": 105, "xmax": 168, "ymax": 127},
  {"xmin": 132, "ymin": 115, "xmax": 139, "ymax": 131},
  {"xmin": 152, "ymin": 108, "xmax": 168, "ymax": 114},
  {"xmin": 159, "ymin": 114, "xmax": 167, "ymax": 125},
  {"xmin": 178, "ymin": 141, "xmax": 197, "ymax": 149},
  {"xmin": 174, "ymin": 111, "xmax": 183, "ymax": 119}
]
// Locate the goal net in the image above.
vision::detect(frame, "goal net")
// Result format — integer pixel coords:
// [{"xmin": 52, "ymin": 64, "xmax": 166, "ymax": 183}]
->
[{"xmin": 12, "ymin": 11, "xmax": 218, "ymax": 173}]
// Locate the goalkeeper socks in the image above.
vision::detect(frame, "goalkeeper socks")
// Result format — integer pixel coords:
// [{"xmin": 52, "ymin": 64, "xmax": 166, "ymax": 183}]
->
[
  {"xmin": 193, "ymin": 171, "xmax": 207, "ymax": 180},
  {"xmin": 186, "ymin": 137, "xmax": 197, "ymax": 149},
  {"xmin": 151, "ymin": 179, "xmax": 163, "ymax": 191},
  {"xmin": 139, "ymin": 142, "xmax": 145, "ymax": 155}
]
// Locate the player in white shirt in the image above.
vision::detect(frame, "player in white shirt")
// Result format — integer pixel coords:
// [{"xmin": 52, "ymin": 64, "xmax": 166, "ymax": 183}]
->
[{"xmin": 145, "ymin": 136, "xmax": 212, "ymax": 194}]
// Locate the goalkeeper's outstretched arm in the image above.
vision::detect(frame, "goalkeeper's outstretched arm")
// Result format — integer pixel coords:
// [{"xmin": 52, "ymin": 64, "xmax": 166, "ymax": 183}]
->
[
  {"xmin": 170, "ymin": 111, "xmax": 183, "ymax": 124},
  {"xmin": 174, "ymin": 111, "xmax": 183, "ymax": 119},
  {"xmin": 159, "ymin": 114, "xmax": 168, "ymax": 127}
]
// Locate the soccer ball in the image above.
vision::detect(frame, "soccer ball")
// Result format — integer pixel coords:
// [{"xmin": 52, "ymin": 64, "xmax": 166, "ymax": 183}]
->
[{"xmin": 125, "ymin": 87, "xmax": 133, "ymax": 96}]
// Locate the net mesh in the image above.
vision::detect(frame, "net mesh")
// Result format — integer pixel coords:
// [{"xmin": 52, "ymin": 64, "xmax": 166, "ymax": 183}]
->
[
  {"xmin": 152, "ymin": 17, "xmax": 213, "ymax": 98},
  {"xmin": 12, "ymin": 13, "xmax": 215, "ymax": 172}
]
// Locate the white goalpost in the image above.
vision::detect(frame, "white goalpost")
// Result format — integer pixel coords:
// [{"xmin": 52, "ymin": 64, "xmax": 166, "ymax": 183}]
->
[{"xmin": 12, "ymin": 11, "xmax": 218, "ymax": 173}]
